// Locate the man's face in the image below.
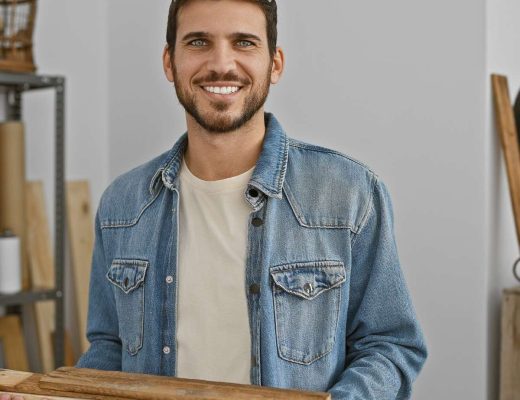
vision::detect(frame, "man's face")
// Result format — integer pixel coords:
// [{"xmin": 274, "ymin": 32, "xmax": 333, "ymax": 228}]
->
[{"xmin": 165, "ymin": 0, "xmax": 280, "ymax": 133}]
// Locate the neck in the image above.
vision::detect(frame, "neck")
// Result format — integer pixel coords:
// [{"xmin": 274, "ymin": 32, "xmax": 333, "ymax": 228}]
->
[{"xmin": 183, "ymin": 110, "xmax": 266, "ymax": 181}]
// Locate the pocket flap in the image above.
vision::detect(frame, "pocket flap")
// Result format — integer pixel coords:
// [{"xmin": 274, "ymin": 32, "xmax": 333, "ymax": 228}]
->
[
  {"xmin": 107, "ymin": 259, "xmax": 149, "ymax": 294},
  {"xmin": 270, "ymin": 260, "xmax": 346, "ymax": 300}
]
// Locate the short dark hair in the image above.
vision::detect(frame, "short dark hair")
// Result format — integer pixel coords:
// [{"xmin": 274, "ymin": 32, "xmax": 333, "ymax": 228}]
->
[{"xmin": 166, "ymin": 0, "xmax": 278, "ymax": 59}]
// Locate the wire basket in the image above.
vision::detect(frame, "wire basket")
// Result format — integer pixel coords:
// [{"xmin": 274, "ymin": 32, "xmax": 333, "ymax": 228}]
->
[{"xmin": 0, "ymin": 0, "xmax": 36, "ymax": 73}]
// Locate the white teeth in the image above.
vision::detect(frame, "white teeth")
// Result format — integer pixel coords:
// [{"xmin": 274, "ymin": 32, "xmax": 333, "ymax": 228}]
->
[{"xmin": 203, "ymin": 86, "xmax": 239, "ymax": 94}]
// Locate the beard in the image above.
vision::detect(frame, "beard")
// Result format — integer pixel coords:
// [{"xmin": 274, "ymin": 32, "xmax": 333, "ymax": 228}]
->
[{"xmin": 173, "ymin": 65, "xmax": 271, "ymax": 133}]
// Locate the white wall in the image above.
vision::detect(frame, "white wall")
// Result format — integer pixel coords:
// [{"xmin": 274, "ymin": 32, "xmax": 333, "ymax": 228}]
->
[
  {"xmin": 23, "ymin": 0, "xmax": 520, "ymax": 398},
  {"xmin": 107, "ymin": 0, "xmax": 177, "ymax": 178},
  {"xmin": 28, "ymin": 0, "xmax": 109, "ymax": 218}
]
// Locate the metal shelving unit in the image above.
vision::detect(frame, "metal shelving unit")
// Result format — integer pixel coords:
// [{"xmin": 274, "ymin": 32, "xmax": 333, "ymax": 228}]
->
[{"xmin": 0, "ymin": 71, "xmax": 65, "ymax": 369}]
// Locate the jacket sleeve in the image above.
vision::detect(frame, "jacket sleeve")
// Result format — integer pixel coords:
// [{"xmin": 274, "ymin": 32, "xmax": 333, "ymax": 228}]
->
[
  {"xmin": 328, "ymin": 179, "xmax": 427, "ymax": 399},
  {"xmin": 76, "ymin": 208, "xmax": 122, "ymax": 371}
]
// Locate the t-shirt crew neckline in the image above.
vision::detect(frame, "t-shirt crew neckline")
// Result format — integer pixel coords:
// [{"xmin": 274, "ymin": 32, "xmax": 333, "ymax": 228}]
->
[{"xmin": 180, "ymin": 159, "xmax": 255, "ymax": 194}]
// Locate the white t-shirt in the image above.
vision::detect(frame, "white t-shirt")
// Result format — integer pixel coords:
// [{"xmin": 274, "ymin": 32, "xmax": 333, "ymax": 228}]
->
[{"xmin": 176, "ymin": 160, "xmax": 254, "ymax": 384}]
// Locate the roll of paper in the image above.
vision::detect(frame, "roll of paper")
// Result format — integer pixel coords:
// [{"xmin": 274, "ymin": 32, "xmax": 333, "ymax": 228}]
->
[
  {"xmin": 0, "ymin": 121, "xmax": 29, "ymax": 290},
  {"xmin": 0, "ymin": 231, "xmax": 22, "ymax": 294}
]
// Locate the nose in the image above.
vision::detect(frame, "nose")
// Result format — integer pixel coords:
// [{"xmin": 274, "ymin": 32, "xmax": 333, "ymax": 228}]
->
[{"xmin": 206, "ymin": 42, "xmax": 237, "ymax": 76}]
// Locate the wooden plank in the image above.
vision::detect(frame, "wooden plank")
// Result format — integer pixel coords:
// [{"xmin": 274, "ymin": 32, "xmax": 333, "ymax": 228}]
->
[
  {"xmin": 492, "ymin": 75, "xmax": 520, "ymax": 247},
  {"xmin": 0, "ymin": 121, "xmax": 30, "ymax": 290},
  {"xmin": 1, "ymin": 371, "xmax": 128, "ymax": 400},
  {"xmin": 1, "ymin": 368, "xmax": 331, "ymax": 400},
  {"xmin": 500, "ymin": 287, "xmax": 520, "ymax": 400},
  {"xmin": 0, "ymin": 369, "xmax": 33, "ymax": 387},
  {"xmin": 0, "ymin": 317, "xmax": 29, "ymax": 371},
  {"xmin": 39, "ymin": 367, "xmax": 331, "ymax": 400},
  {"xmin": 0, "ymin": 392, "xmax": 79, "ymax": 400},
  {"xmin": 66, "ymin": 182, "xmax": 94, "ymax": 354},
  {"xmin": 51, "ymin": 331, "xmax": 75, "ymax": 367},
  {"xmin": 514, "ymin": 89, "xmax": 520, "ymax": 142},
  {"xmin": 0, "ymin": 370, "xmax": 87, "ymax": 400},
  {"xmin": 25, "ymin": 181, "xmax": 55, "ymax": 372}
]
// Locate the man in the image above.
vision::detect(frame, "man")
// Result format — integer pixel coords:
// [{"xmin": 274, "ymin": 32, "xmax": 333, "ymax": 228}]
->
[{"xmin": 1, "ymin": 1, "xmax": 426, "ymax": 399}]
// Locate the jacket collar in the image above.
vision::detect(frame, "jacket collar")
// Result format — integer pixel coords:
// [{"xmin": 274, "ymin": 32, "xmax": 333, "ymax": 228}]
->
[{"xmin": 153, "ymin": 112, "xmax": 289, "ymax": 200}]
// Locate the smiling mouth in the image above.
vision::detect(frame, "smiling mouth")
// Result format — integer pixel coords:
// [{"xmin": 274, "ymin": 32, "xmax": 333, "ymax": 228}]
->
[{"xmin": 202, "ymin": 86, "xmax": 242, "ymax": 95}]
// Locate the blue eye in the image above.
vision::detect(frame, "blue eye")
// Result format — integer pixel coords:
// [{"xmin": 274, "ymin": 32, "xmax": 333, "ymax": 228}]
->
[
  {"xmin": 237, "ymin": 40, "xmax": 253, "ymax": 47},
  {"xmin": 190, "ymin": 39, "xmax": 207, "ymax": 47}
]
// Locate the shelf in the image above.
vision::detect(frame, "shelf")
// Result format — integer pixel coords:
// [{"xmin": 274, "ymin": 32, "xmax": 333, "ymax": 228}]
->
[
  {"xmin": 0, "ymin": 71, "xmax": 64, "ymax": 91},
  {"xmin": 0, "ymin": 71, "xmax": 66, "ymax": 368},
  {"xmin": 0, "ymin": 289, "xmax": 61, "ymax": 307}
]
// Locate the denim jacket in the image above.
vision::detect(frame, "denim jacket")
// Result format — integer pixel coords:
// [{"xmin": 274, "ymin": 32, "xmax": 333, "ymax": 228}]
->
[{"xmin": 77, "ymin": 113, "xmax": 427, "ymax": 399}]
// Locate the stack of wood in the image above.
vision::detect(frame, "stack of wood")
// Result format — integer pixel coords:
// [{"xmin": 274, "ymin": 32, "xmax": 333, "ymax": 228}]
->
[
  {"xmin": 0, "ymin": 177, "xmax": 94, "ymax": 372},
  {"xmin": 0, "ymin": 368, "xmax": 331, "ymax": 400}
]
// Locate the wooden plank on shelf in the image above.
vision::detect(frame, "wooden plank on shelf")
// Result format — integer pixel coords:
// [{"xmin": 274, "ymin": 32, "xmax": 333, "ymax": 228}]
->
[
  {"xmin": 39, "ymin": 367, "xmax": 331, "ymax": 400},
  {"xmin": 25, "ymin": 181, "xmax": 55, "ymax": 372},
  {"xmin": 0, "ymin": 121, "xmax": 30, "ymax": 290},
  {"xmin": 0, "ymin": 316, "xmax": 29, "ymax": 371},
  {"xmin": 500, "ymin": 287, "xmax": 520, "ymax": 400},
  {"xmin": 492, "ymin": 75, "xmax": 520, "ymax": 247},
  {"xmin": 66, "ymin": 181, "xmax": 94, "ymax": 354}
]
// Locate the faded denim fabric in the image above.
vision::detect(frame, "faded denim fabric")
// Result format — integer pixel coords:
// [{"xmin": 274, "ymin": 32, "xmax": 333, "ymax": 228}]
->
[{"xmin": 77, "ymin": 113, "xmax": 427, "ymax": 399}]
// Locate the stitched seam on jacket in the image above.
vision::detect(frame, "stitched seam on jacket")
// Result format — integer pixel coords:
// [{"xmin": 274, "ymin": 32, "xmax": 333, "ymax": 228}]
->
[
  {"xmin": 100, "ymin": 186, "xmax": 164, "ymax": 229},
  {"xmin": 350, "ymin": 176, "xmax": 377, "ymax": 248},
  {"xmin": 288, "ymin": 140, "xmax": 373, "ymax": 171},
  {"xmin": 283, "ymin": 184, "xmax": 357, "ymax": 231}
]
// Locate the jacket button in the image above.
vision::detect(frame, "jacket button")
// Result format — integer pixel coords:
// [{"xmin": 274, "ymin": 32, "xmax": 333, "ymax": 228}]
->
[
  {"xmin": 165, "ymin": 275, "xmax": 173, "ymax": 284},
  {"xmin": 163, "ymin": 346, "xmax": 170, "ymax": 354},
  {"xmin": 251, "ymin": 217, "xmax": 263, "ymax": 227},
  {"xmin": 249, "ymin": 283, "xmax": 260, "ymax": 295},
  {"xmin": 304, "ymin": 283, "xmax": 313, "ymax": 295},
  {"xmin": 248, "ymin": 188, "xmax": 259, "ymax": 198}
]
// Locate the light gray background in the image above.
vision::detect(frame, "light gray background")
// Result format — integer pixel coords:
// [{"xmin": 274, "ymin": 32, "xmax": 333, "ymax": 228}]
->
[{"xmin": 18, "ymin": 0, "xmax": 520, "ymax": 399}]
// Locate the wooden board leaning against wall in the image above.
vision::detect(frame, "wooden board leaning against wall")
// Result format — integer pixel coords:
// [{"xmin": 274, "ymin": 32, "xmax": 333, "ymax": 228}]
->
[
  {"xmin": 26, "ymin": 181, "xmax": 57, "ymax": 372},
  {"xmin": 491, "ymin": 74, "xmax": 520, "ymax": 400},
  {"xmin": 66, "ymin": 181, "xmax": 94, "ymax": 354},
  {"xmin": 26, "ymin": 181, "xmax": 77, "ymax": 371}
]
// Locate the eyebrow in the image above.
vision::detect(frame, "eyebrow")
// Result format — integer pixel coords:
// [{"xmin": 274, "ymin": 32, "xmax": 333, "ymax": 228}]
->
[{"xmin": 181, "ymin": 31, "xmax": 263, "ymax": 43}]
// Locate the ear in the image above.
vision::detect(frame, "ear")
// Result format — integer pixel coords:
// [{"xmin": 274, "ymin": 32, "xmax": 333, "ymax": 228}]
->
[
  {"xmin": 163, "ymin": 45, "xmax": 175, "ymax": 83},
  {"xmin": 270, "ymin": 46, "xmax": 285, "ymax": 84}
]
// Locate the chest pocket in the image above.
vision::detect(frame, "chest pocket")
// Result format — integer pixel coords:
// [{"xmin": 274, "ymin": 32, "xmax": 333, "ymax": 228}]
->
[
  {"xmin": 270, "ymin": 260, "xmax": 347, "ymax": 365},
  {"xmin": 106, "ymin": 259, "xmax": 149, "ymax": 355}
]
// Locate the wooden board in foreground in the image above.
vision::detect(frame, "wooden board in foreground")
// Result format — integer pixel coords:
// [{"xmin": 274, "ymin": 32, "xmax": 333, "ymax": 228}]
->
[
  {"xmin": 6, "ymin": 367, "xmax": 327, "ymax": 400},
  {"xmin": 492, "ymin": 74, "xmax": 520, "ymax": 247},
  {"xmin": 38, "ymin": 367, "xmax": 330, "ymax": 400},
  {"xmin": 66, "ymin": 181, "xmax": 94, "ymax": 354},
  {"xmin": 25, "ymin": 181, "xmax": 56, "ymax": 372},
  {"xmin": 0, "ymin": 368, "xmax": 330, "ymax": 400},
  {"xmin": 0, "ymin": 370, "xmax": 83, "ymax": 400},
  {"xmin": 500, "ymin": 287, "xmax": 520, "ymax": 400}
]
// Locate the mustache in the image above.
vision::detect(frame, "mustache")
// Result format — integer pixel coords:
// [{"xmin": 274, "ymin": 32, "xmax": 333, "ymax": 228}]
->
[{"xmin": 193, "ymin": 71, "xmax": 250, "ymax": 86}]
